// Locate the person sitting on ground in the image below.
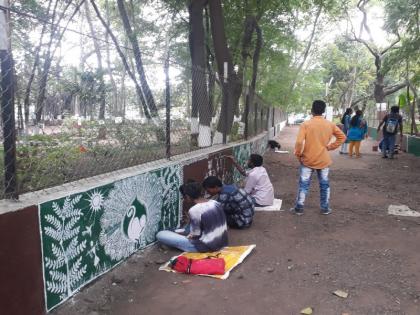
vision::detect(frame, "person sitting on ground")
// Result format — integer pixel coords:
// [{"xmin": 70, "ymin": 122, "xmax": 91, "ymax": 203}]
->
[
  {"xmin": 156, "ymin": 182, "xmax": 228, "ymax": 252},
  {"xmin": 346, "ymin": 110, "xmax": 368, "ymax": 158},
  {"xmin": 377, "ymin": 105, "xmax": 403, "ymax": 159},
  {"xmin": 202, "ymin": 176, "xmax": 255, "ymax": 229},
  {"xmin": 225, "ymin": 154, "xmax": 274, "ymax": 207}
]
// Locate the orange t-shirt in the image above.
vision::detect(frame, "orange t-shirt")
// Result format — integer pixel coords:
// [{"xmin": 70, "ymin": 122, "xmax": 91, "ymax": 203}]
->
[{"xmin": 294, "ymin": 116, "xmax": 346, "ymax": 169}]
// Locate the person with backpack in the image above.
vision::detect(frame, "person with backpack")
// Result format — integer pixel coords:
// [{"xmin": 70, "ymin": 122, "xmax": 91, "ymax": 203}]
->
[
  {"xmin": 339, "ymin": 108, "xmax": 353, "ymax": 154},
  {"xmin": 346, "ymin": 110, "xmax": 368, "ymax": 158},
  {"xmin": 377, "ymin": 106, "xmax": 403, "ymax": 159}
]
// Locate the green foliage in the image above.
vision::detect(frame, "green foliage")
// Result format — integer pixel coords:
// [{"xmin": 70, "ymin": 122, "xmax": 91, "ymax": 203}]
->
[{"xmin": 319, "ymin": 37, "xmax": 375, "ymax": 109}]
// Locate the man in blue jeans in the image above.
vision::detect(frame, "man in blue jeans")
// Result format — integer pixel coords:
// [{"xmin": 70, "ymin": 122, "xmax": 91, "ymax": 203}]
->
[
  {"xmin": 377, "ymin": 106, "xmax": 403, "ymax": 159},
  {"xmin": 291, "ymin": 100, "xmax": 346, "ymax": 215}
]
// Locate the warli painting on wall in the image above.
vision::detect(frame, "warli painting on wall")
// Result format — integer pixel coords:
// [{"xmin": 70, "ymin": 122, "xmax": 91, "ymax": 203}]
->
[
  {"xmin": 39, "ymin": 165, "xmax": 181, "ymax": 311},
  {"xmin": 232, "ymin": 143, "xmax": 251, "ymax": 184}
]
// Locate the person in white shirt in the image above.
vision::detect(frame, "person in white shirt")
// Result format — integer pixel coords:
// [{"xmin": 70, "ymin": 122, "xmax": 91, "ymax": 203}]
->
[{"xmin": 226, "ymin": 154, "xmax": 274, "ymax": 207}]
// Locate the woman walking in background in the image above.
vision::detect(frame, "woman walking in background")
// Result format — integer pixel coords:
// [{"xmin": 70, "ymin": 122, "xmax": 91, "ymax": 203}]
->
[
  {"xmin": 347, "ymin": 110, "xmax": 368, "ymax": 158},
  {"xmin": 339, "ymin": 108, "xmax": 353, "ymax": 154}
]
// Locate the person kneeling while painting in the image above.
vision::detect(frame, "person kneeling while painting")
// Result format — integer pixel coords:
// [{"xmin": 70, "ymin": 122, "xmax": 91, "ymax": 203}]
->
[
  {"xmin": 156, "ymin": 182, "xmax": 228, "ymax": 252},
  {"xmin": 202, "ymin": 176, "xmax": 255, "ymax": 229},
  {"xmin": 225, "ymin": 154, "xmax": 274, "ymax": 207}
]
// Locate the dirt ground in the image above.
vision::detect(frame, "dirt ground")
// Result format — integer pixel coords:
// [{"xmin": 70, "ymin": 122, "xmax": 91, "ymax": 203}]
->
[{"xmin": 55, "ymin": 126, "xmax": 420, "ymax": 315}]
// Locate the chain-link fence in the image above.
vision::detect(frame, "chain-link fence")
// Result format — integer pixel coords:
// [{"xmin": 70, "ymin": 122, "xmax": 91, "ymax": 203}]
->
[{"xmin": 0, "ymin": 1, "xmax": 286, "ymax": 200}]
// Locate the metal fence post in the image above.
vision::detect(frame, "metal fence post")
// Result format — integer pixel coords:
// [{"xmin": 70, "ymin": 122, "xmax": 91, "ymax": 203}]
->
[
  {"xmin": 222, "ymin": 62, "xmax": 228, "ymax": 144},
  {"xmin": 244, "ymin": 82, "xmax": 250, "ymax": 140},
  {"xmin": 1, "ymin": 49, "xmax": 18, "ymax": 199},
  {"xmin": 164, "ymin": 51, "xmax": 171, "ymax": 159}
]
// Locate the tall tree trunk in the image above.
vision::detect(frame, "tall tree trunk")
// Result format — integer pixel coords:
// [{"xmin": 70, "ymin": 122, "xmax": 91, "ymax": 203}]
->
[
  {"xmin": 353, "ymin": 5, "xmax": 407, "ymax": 105},
  {"xmin": 209, "ymin": 0, "xmax": 237, "ymax": 144},
  {"xmin": 23, "ymin": 0, "xmax": 53, "ymax": 126},
  {"xmin": 35, "ymin": 0, "xmax": 86, "ymax": 122},
  {"xmin": 187, "ymin": 2, "xmax": 199, "ymax": 146},
  {"xmin": 90, "ymin": 0, "xmax": 151, "ymax": 119},
  {"xmin": 408, "ymin": 82, "xmax": 419, "ymax": 129},
  {"xmin": 116, "ymin": 0, "xmax": 158, "ymax": 117},
  {"xmin": 248, "ymin": 22, "xmax": 262, "ymax": 134},
  {"xmin": 205, "ymin": 7, "xmax": 215, "ymax": 133},
  {"xmin": 85, "ymin": 2, "xmax": 106, "ymax": 119},
  {"xmin": 230, "ymin": 15, "xmax": 255, "ymax": 121},
  {"xmin": 104, "ymin": 0, "xmax": 119, "ymax": 116},
  {"xmin": 0, "ymin": 0, "xmax": 17, "ymax": 198},
  {"xmin": 347, "ymin": 66, "xmax": 357, "ymax": 107},
  {"xmin": 189, "ymin": 0, "xmax": 211, "ymax": 147},
  {"xmin": 286, "ymin": 6, "xmax": 322, "ymax": 104},
  {"xmin": 373, "ymin": 55, "xmax": 385, "ymax": 103}
]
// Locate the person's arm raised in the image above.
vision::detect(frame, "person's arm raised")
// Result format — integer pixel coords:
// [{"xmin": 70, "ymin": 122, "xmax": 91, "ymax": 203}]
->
[{"xmin": 224, "ymin": 155, "xmax": 246, "ymax": 176}]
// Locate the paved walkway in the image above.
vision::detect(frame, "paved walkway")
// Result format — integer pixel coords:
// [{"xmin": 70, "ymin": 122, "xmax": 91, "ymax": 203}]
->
[{"xmin": 56, "ymin": 126, "xmax": 420, "ymax": 315}]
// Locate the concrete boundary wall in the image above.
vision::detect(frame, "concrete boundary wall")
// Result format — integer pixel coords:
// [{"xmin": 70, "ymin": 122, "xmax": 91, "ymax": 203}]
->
[{"xmin": 0, "ymin": 122, "xmax": 286, "ymax": 314}]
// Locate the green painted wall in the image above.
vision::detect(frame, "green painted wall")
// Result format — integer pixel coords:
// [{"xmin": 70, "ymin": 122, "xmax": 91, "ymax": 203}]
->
[
  {"xmin": 408, "ymin": 136, "xmax": 420, "ymax": 157},
  {"xmin": 39, "ymin": 165, "xmax": 181, "ymax": 311},
  {"xmin": 368, "ymin": 127, "xmax": 378, "ymax": 141}
]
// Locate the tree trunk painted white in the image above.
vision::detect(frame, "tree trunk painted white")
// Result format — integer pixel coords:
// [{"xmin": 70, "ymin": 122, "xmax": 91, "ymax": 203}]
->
[
  {"xmin": 213, "ymin": 131, "xmax": 224, "ymax": 145},
  {"xmin": 198, "ymin": 124, "xmax": 211, "ymax": 147},
  {"xmin": 190, "ymin": 117, "xmax": 199, "ymax": 134}
]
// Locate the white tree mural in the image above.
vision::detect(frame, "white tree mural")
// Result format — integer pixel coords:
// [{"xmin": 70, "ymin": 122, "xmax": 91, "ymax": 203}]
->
[{"xmin": 43, "ymin": 195, "xmax": 87, "ymax": 299}]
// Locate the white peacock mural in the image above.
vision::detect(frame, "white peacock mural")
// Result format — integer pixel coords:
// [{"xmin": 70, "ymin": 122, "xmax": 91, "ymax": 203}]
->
[{"xmin": 39, "ymin": 165, "xmax": 181, "ymax": 311}]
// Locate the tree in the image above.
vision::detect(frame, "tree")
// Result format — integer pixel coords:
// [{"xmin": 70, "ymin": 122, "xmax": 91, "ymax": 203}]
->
[
  {"xmin": 35, "ymin": 0, "xmax": 87, "ymax": 122},
  {"xmin": 384, "ymin": 0, "xmax": 420, "ymax": 132},
  {"xmin": 90, "ymin": 0, "xmax": 153, "ymax": 119},
  {"xmin": 188, "ymin": 0, "xmax": 210, "ymax": 147},
  {"xmin": 349, "ymin": 0, "xmax": 407, "ymax": 104},
  {"xmin": 84, "ymin": 2, "xmax": 106, "ymax": 119},
  {"xmin": 116, "ymin": 0, "xmax": 159, "ymax": 119},
  {"xmin": 208, "ymin": 0, "xmax": 237, "ymax": 144},
  {"xmin": 0, "ymin": 0, "xmax": 17, "ymax": 198},
  {"xmin": 320, "ymin": 39, "xmax": 374, "ymax": 110}
]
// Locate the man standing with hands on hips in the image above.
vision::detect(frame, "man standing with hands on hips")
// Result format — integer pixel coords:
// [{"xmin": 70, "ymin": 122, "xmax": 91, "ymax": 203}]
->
[{"xmin": 291, "ymin": 100, "xmax": 346, "ymax": 216}]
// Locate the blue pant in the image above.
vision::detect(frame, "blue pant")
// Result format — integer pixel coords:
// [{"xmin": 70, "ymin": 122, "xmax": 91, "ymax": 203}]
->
[
  {"xmin": 156, "ymin": 230, "xmax": 198, "ymax": 252},
  {"xmin": 295, "ymin": 165, "xmax": 330, "ymax": 210},
  {"xmin": 382, "ymin": 134, "xmax": 396, "ymax": 157}
]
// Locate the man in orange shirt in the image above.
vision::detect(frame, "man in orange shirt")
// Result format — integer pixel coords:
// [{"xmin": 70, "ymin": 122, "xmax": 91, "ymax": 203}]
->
[{"xmin": 291, "ymin": 100, "xmax": 346, "ymax": 215}]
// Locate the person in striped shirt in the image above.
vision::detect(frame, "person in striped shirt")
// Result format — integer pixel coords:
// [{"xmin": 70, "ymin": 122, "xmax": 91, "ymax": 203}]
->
[{"xmin": 156, "ymin": 182, "xmax": 228, "ymax": 252}]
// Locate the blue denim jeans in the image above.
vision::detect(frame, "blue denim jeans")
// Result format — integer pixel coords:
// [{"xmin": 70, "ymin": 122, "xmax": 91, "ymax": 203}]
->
[
  {"xmin": 382, "ymin": 134, "xmax": 396, "ymax": 157},
  {"xmin": 156, "ymin": 230, "xmax": 198, "ymax": 252},
  {"xmin": 295, "ymin": 165, "xmax": 330, "ymax": 210}
]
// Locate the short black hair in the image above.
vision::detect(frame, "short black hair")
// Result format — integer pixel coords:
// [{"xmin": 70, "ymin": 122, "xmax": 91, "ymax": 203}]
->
[
  {"xmin": 179, "ymin": 182, "xmax": 202, "ymax": 199},
  {"xmin": 202, "ymin": 176, "xmax": 223, "ymax": 189},
  {"xmin": 250, "ymin": 154, "xmax": 263, "ymax": 167},
  {"xmin": 391, "ymin": 106, "xmax": 400, "ymax": 113},
  {"xmin": 312, "ymin": 100, "xmax": 326, "ymax": 115}
]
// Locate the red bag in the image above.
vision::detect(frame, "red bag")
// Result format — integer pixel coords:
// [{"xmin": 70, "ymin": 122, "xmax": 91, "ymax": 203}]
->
[{"xmin": 171, "ymin": 255, "xmax": 225, "ymax": 275}]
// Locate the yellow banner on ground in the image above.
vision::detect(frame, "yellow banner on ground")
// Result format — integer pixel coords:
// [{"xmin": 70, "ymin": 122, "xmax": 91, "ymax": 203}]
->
[{"xmin": 159, "ymin": 245, "xmax": 256, "ymax": 280}]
